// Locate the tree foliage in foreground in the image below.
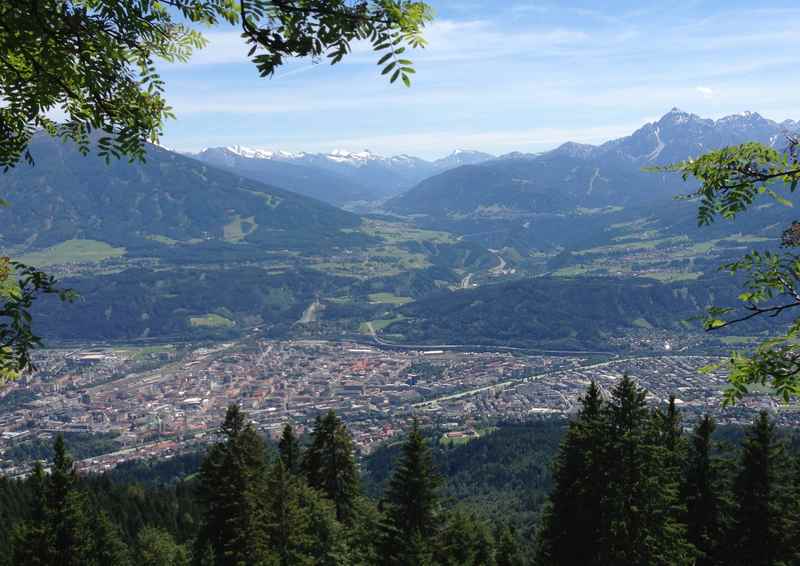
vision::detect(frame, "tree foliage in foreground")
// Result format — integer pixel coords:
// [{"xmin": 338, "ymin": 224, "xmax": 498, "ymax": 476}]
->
[
  {"xmin": 663, "ymin": 135, "xmax": 800, "ymax": 401},
  {"xmin": 0, "ymin": 260, "xmax": 74, "ymax": 381},
  {"xmin": 0, "ymin": 0, "xmax": 432, "ymax": 169}
]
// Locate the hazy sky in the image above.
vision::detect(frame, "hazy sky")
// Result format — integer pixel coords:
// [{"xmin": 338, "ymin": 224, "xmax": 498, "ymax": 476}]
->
[{"xmin": 158, "ymin": 0, "xmax": 800, "ymax": 159}]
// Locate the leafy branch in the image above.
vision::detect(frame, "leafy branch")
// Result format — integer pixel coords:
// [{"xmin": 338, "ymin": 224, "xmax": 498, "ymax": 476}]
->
[
  {"xmin": 663, "ymin": 135, "xmax": 800, "ymax": 402},
  {"xmin": 0, "ymin": 0, "xmax": 432, "ymax": 170},
  {"xmin": 655, "ymin": 137, "xmax": 800, "ymax": 226},
  {"xmin": 0, "ymin": 260, "xmax": 76, "ymax": 382}
]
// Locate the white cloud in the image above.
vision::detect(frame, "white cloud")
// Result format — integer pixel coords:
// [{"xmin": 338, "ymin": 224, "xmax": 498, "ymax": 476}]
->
[
  {"xmin": 416, "ymin": 19, "xmax": 590, "ymax": 62},
  {"xmin": 179, "ymin": 31, "xmax": 248, "ymax": 65},
  {"xmin": 696, "ymin": 86, "xmax": 714, "ymax": 99}
]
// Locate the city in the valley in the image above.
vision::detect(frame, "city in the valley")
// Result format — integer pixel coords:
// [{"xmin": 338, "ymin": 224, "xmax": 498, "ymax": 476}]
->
[{"xmin": 1, "ymin": 339, "xmax": 795, "ymax": 476}]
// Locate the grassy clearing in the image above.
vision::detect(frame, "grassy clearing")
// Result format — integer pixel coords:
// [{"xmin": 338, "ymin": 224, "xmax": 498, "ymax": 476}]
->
[
  {"xmin": 313, "ymin": 248, "xmax": 429, "ymax": 279},
  {"xmin": 189, "ymin": 314, "xmax": 235, "ymax": 328},
  {"xmin": 224, "ymin": 215, "xmax": 257, "ymax": 242},
  {"xmin": 359, "ymin": 315, "xmax": 406, "ymax": 333},
  {"xmin": 19, "ymin": 239, "xmax": 126, "ymax": 267},
  {"xmin": 644, "ymin": 271, "xmax": 703, "ymax": 283},
  {"xmin": 237, "ymin": 188, "xmax": 282, "ymax": 208},
  {"xmin": 609, "ymin": 217, "xmax": 659, "ymax": 231},
  {"xmin": 357, "ymin": 219, "xmax": 456, "ymax": 244},
  {"xmin": 368, "ymin": 292, "xmax": 413, "ymax": 305},
  {"xmin": 612, "ymin": 229, "xmax": 663, "ymax": 242},
  {"xmin": 314, "ymin": 219, "xmax": 458, "ymax": 279},
  {"xmin": 576, "ymin": 206, "xmax": 624, "ymax": 215},
  {"xmin": 718, "ymin": 336, "xmax": 760, "ymax": 345},
  {"xmin": 722, "ymin": 234, "xmax": 774, "ymax": 244},
  {"xmin": 439, "ymin": 434, "xmax": 472, "ymax": 447},
  {"xmin": 145, "ymin": 234, "xmax": 204, "ymax": 246},
  {"xmin": 577, "ymin": 236, "xmax": 689, "ymax": 256}
]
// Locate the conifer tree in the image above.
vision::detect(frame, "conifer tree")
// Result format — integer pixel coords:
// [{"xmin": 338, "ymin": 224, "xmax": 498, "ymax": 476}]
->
[
  {"xmin": 535, "ymin": 381, "xmax": 606, "ymax": 566},
  {"xmin": 137, "ymin": 525, "xmax": 190, "ymax": 566},
  {"xmin": 345, "ymin": 496, "xmax": 384, "ymax": 566},
  {"xmin": 294, "ymin": 481, "xmax": 349, "ymax": 566},
  {"xmin": 435, "ymin": 508, "xmax": 496, "ymax": 566},
  {"xmin": 10, "ymin": 463, "xmax": 52, "ymax": 566},
  {"xmin": 656, "ymin": 395, "xmax": 686, "ymax": 467},
  {"xmin": 197, "ymin": 404, "xmax": 268, "ymax": 566},
  {"xmin": 263, "ymin": 460, "xmax": 313, "ymax": 566},
  {"xmin": 495, "ymin": 525, "xmax": 526, "ymax": 566},
  {"xmin": 48, "ymin": 435, "xmax": 94, "ymax": 566},
  {"xmin": 382, "ymin": 419, "xmax": 441, "ymax": 566},
  {"xmin": 302, "ymin": 410, "xmax": 360, "ymax": 524},
  {"xmin": 730, "ymin": 411, "xmax": 797, "ymax": 566},
  {"xmin": 91, "ymin": 511, "xmax": 131, "ymax": 566},
  {"xmin": 683, "ymin": 415, "xmax": 722, "ymax": 566},
  {"xmin": 598, "ymin": 375, "xmax": 694, "ymax": 565},
  {"xmin": 278, "ymin": 423, "xmax": 301, "ymax": 475}
]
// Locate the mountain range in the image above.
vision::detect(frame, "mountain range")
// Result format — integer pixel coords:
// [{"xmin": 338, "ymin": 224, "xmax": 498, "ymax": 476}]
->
[
  {"xmin": 387, "ymin": 109, "xmax": 799, "ymax": 217},
  {"xmin": 191, "ymin": 146, "xmax": 494, "ymax": 205},
  {"xmin": 1, "ymin": 108, "xmax": 796, "ymax": 346}
]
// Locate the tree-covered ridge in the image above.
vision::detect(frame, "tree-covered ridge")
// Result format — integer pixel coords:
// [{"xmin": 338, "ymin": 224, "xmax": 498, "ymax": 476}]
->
[
  {"xmin": 384, "ymin": 274, "xmax": 780, "ymax": 349},
  {"xmin": 0, "ymin": 134, "xmax": 362, "ymax": 252}
]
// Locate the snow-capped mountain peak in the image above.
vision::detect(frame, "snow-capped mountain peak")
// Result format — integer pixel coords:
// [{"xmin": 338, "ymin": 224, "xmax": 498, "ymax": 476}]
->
[
  {"xmin": 219, "ymin": 145, "xmax": 306, "ymax": 160},
  {"xmin": 326, "ymin": 149, "xmax": 382, "ymax": 166}
]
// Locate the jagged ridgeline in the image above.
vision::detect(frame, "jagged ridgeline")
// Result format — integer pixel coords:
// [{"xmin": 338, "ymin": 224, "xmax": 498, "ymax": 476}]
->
[{"xmin": 386, "ymin": 110, "xmax": 799, "ymax": 251}]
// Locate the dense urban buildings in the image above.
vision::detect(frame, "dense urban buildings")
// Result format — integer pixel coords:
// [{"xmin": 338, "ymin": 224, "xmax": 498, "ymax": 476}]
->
[{"xmin": 0, "ymin": 339, "xmax": 794, "ymax": 476}]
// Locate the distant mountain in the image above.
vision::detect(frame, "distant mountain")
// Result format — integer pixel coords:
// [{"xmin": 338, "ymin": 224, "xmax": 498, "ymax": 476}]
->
[
  {"xmin": 431, "ymin": 149, "xmax": 495, "ymax": 171},
  {"xmin": 386, "ymin": 109, "xmax": 798, "ymax": 217},
  {"xmin": 0, "ymin": 134, "xmax": 362, "ymax": 254},
  {"xmin": 192, "ymin": 146, "xmax": 495, "ymax": 202},
  {"xmin": 191, "ymin": 146, "xmax": 375, "ymax": 205}
]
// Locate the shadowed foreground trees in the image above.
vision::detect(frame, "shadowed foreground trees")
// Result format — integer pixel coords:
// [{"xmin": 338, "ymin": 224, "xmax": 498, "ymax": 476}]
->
[
  {"xmin": 535, "ymin": 376, "xmax": 800, "ymax": 566},
  {"xmin": 6, "ymin": 395, "xmax": 800, "ymax": 565}
]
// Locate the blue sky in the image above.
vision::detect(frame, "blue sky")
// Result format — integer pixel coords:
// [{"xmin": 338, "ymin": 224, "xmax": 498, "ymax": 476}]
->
[{"xmin": 158, "ymin": 0, "xmax": 800, "ymax": 159}]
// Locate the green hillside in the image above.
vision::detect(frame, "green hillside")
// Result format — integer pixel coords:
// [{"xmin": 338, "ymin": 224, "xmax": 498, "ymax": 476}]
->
[{"xmin": 0, "ymin": 134, "xmax": 362, "ymax": 254}]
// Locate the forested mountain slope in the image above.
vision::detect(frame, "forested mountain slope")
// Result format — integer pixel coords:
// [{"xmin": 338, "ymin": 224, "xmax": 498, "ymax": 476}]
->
[
  {"xmin": 387, "ymin": 109, "xmax": 797, "ymax": 217},
  {"xmin": 0, "ymin": 134, "xmax": 362, "ymax": 254}
]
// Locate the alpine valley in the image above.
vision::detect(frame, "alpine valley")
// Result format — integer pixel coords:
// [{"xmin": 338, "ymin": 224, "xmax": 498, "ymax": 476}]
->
[{"xmin": 2, "ymin": 109, "xmax": 796, "ymax": 351}]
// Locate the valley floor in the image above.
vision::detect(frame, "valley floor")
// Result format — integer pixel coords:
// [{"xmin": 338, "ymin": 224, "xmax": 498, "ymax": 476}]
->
[{"xmin": 1, "ymin": 338, "xmax": 795, "ymax": 476}]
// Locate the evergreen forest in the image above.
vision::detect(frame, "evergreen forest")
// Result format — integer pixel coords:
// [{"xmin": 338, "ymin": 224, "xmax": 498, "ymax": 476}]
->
[{"xmin": 2, "ymin": 377, "xmax": 800, "ymax": 565}]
